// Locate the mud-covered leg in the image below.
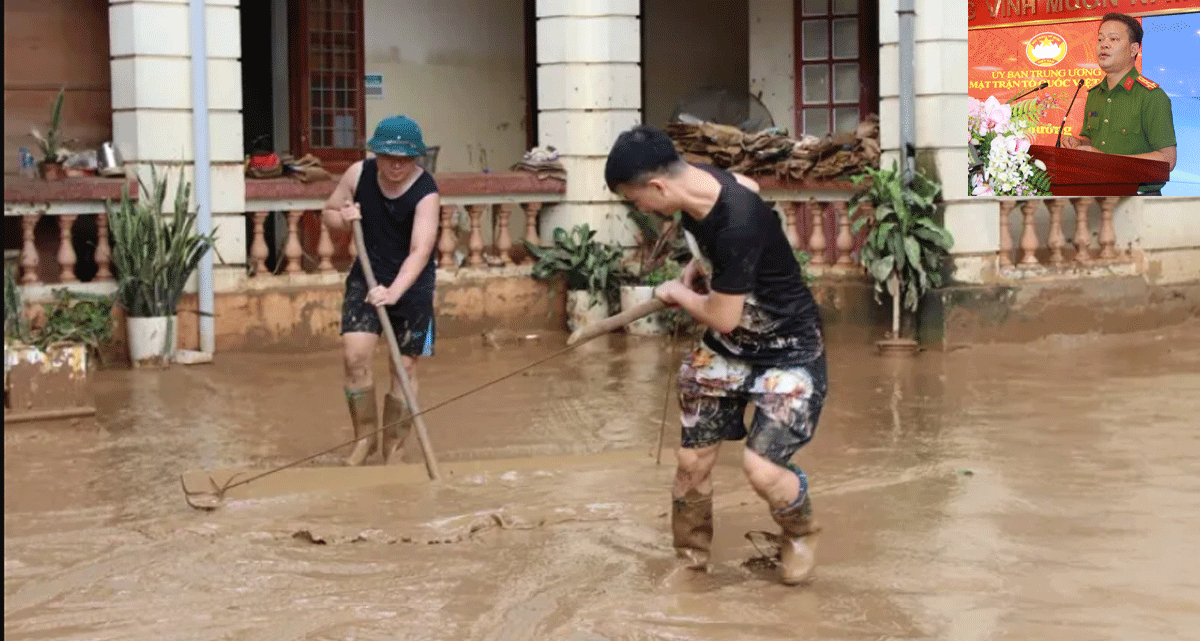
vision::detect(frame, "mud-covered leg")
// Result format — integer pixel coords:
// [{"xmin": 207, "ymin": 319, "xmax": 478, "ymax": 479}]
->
[
  {"xmin": 381, "ymin": 392, "xmax": 411, "ymax": 464},
  {"xmin": 771, "ymin": 465, "xmax": 820, "ymax": 585},
  {"xmin": 744, "ymin": 356, "xmax": 827, "ymax": 584},
  {"xmin": 672, "ymin": 444, "xmax": 719, "ymax": 570},
  {"xmin": 343, "ymin": 386, "xmax": 378, "ymax": 466}
]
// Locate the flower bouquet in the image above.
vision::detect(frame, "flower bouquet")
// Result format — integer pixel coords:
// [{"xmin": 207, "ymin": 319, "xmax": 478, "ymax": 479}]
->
[{"xmin": 968, "ymin": 95, "xmax": 1055, "ymax": 197}]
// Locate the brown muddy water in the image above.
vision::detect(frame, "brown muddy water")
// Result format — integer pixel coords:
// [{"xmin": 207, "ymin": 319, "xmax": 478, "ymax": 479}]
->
[{"xmin": 6, "ymin": 321, "xmax": 1200, "ymax": 641}]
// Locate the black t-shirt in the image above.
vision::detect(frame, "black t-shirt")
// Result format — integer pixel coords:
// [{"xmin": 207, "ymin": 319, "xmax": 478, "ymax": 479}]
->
[
  {"xmin": 349, "ymin": 158, "xmax": 438, "ymax": 307},
  {"xmin": 680, "ymin": 164, "xmax": 824, "ymax": 367}
]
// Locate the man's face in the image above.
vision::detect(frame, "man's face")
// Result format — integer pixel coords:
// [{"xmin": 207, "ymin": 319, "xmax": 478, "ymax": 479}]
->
[
  {"xmin": 1096, "ymin": 20, "xmax": 1139, "ymax": 73},
  {"xmin": 617, "ymin": 180, "xmax": 674, "ymax": 216},
  {"xmin": 376, "ymin": 153, "xmax": 418, "ymax": 183}
]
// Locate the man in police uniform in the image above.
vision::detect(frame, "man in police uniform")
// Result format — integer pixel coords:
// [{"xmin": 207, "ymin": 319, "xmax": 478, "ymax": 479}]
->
[{"xmin": 1063, "ymin": 12, "xmax": 1177, "ymax": 195}]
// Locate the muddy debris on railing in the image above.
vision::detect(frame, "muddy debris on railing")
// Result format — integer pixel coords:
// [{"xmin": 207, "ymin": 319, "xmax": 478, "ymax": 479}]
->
[{"xmin": 666, "ymin": 114, "xmax": 881, "ymax": 182}]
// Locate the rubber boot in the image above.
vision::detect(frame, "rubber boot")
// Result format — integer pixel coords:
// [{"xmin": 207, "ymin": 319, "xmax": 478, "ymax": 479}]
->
[
  {"xmin": 771, "ymin": 490, "xmax": 820, "ymax": 585},
  {"xmin": 343, "ymin": 386, "xmax": 378, "ymax": 466},
  {"xmin": 672, "ymin": 489, "xmax": 714, "ymax": 571},
  {"xmin": 381, "ymin": 392, "xmax": 411, "ymax": 465}
]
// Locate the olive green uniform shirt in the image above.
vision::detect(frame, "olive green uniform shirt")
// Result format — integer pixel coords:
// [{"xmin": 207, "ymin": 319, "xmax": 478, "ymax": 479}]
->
[{"xmin": 1080, "ymin": 67, "xmax": 1176, "ymax": 193}]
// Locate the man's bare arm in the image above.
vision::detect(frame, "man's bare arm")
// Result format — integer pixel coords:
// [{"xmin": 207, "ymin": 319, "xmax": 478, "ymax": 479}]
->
[
  {"xmin": 322, "ymin": 161, "xmax": 363, "ymax": 232},
  {"xmin": 384, "ymin": 192, "xmax": 440, "ymax": 297}
]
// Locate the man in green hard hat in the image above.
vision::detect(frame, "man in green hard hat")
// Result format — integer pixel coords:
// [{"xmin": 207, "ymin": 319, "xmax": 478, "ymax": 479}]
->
[
  {"xmin": 1063, "ymin": 12, "xmax": 1177, "ymax": 195},
  {"xmin": 321, "ymin": 115, "xmax": 440, "ymax": 466}
]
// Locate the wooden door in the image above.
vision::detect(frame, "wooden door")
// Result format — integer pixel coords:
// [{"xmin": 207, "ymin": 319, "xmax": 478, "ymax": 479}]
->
[{"xmin": 289, "ymin": 0, "xmax": 365, "ymax": 173}]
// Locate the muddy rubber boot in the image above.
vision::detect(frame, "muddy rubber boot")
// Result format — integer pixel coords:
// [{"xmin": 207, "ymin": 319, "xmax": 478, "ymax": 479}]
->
[
  {"xmin": 343, "ymin": 386, "xmax": 378, "ymax": 466},
  {"xmin": 771, "ymin": 492, "xmax": 821, "ymax": 585},
  {"xmin": 381, "ymin": 392, "xmax": 411, "ymax": 465},
  {"xmin": 672, "ymin": 489, "xmax": 714, "ymax": 571}
]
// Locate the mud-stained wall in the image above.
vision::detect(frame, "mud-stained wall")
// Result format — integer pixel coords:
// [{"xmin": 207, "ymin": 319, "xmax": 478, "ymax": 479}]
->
[
  {"xmin": 920, "ymin": 278, "xmax": 1200, "ymax": 350},
  {"xmin": 3, "ymin": 0, "xmax": 112, "ymax": 175},
  {"xmin": 161, "ymin": 272, "xmax": 567, "ymax": 353},
  {"xmin": 643, "ymin": 0, "xmax": 751, "ymax": 129},
  {"xmin": 363, "ymin": 0, "xmax": 529, "ymax": 172}
]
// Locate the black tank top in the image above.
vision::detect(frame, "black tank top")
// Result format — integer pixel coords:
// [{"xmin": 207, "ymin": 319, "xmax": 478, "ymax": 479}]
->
[{"xmin": 350, "ymin": 158, "xmax": 438, "ymax": 305}]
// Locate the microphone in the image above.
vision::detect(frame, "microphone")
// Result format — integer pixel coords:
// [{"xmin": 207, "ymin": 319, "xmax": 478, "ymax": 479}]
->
[
  {"xmin": 1056, "ymin": 79, "xmax": 1086, "ymax": 148},
  {"xmin": 1008, "ymin": 81, "xmax": 1049, "ymax": 104}
]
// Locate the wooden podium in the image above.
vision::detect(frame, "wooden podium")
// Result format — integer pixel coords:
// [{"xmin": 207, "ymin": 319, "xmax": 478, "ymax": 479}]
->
[{"xmin": 1028, "ymin": 145, "xmax": 1170, "ymax": 196}]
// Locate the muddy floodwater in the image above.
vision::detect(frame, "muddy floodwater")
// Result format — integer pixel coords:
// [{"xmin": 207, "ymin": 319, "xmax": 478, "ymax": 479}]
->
[{"xmin": 6, "ymin": 321, "xmax": 1200, "ymax": 640}]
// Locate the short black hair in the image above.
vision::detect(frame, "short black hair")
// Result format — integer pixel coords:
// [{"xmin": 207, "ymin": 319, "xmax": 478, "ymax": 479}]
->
[
  {"xmin": 604, "ymin": 125, "xmax": 686, "ymax": 192},
  {"xmin": 1100, "ymin": 13, "xmax": 1143, "ymax": 48}
]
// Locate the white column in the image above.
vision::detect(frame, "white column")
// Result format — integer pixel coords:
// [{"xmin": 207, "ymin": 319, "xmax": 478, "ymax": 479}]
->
[
  {"xmin": 877, "ymin": 0, "xmax": 989, "ymax": 280},
  {"xmin": 536, "ymin": 0, "xmax": 642, "ymax": 245},
  {"xmin": 109, "ymin": 0, "xmax": 246, "ymax": 289}
]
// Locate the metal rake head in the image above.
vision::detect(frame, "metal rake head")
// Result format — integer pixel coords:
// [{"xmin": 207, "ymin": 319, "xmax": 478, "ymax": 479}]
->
[{"xmin": 180, "ymin": 472, "xmax": 245, "ymax": 511}]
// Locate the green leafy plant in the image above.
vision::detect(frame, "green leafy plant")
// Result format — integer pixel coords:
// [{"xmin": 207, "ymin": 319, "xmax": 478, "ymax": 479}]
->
[
  {"xmin": 29, "ymin": 87, "xmax": 70, "ymax": 164},
  {"xmin": 524, "ymin": 224, "xmax": 623, "ymax": 299},
  {"xmin": 105, "ymin": 165, "xmax": 220, "ymax": 318},
  {"xmin": 849, "ymin": 161, "xmax": 954, "ymax": 341},
  {"xmin": 6, "ymin": 264, "xmax": 115, "ymax": 363},
  {"xmin": 30, "ymin": 289, "xmax": 114, "ymax": 355},
  {"xmin": 793, "ymin": 249, "xmax": 813, "ymax": 284},
  {"xmin": 5, "ymin": 263, "xmax": 31, "ymax": 344}
]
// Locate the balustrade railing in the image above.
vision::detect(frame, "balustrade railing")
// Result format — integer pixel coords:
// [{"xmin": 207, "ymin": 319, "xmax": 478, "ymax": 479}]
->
[
  {"xmin": 6, "ymin": 176, "xmax": 881, "ymax": 288},
  {"xmin": 242, "ymin": 198, "xmax": 555, "ymax": 278},
  {"xmin": 765, "ymin": 197, "xmax": 873, "ymax": 272},
  {"xmin": 997, "ymin": 196, "xmax": 1132, "ymax": 270}
]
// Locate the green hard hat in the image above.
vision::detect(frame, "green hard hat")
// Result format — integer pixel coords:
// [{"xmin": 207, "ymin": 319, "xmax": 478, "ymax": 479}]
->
[{"xmin": 367, "ymin": 115, "xmax": 426, "ymax": 157}]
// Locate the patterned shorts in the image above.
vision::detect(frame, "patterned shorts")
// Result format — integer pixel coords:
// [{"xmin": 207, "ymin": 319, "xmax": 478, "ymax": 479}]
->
[
  {"xmin": 340, "ymin": 274, "xmax": 435, "ymax": 357},
  {"xmin": 678, "ymin": 344, "xmax": 827, "ymax": 466}
]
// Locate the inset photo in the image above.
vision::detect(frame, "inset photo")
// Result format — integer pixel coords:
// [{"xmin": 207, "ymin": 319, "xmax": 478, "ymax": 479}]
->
[{"xmin": 968, "ymin": 1, "xmax": 1200, "ymax": 197}]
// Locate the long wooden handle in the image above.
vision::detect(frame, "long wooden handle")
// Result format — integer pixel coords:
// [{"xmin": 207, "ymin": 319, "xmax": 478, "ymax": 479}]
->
[
  {"xmin": 566, "ymin": 298, "xmax": 668, "ymax": 345},
  {"xmin": 351, "ymin": 218, "xmax": 442, "ymax": 481}
]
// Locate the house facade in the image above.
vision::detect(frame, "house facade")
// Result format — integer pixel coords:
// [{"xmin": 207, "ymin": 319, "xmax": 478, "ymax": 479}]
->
[{"xmin": 5, "ymin": 0, "xmax": 1198, "ymax": 354}]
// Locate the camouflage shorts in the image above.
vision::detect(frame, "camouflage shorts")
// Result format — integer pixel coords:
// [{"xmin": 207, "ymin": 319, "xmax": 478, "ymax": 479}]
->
[
  {"xmin": 678, "ymin": 345, "xmax": 827, "ymax": 466},
  {"xmin": 340, "ymin": 274, "xmax": 435, "ymax": 357}
]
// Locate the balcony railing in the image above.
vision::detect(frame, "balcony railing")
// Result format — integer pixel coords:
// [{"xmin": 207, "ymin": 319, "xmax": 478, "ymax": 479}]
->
[
  {"xmin": 4, "ymin": 173, "xmax": 877, "ymax": 293},
  {"xmin": 242, "ymin": 172, "xmax": 564, "ymax": 280},
  {"xmin": 3, "ymin": 173, "xmax": 566, "ymax": 291},
  {"xmin": 759, "ymin": 177, "xmax": 872, "ymax": 272},
  {"xmin": 996, "ymin": 196, "xmax": 1135, "ymax": 273}
]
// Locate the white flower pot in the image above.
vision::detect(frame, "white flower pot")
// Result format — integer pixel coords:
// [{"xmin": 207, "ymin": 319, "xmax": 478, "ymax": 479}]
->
[
  {"xmin": 127, "ymin": 315, "xmax": 178, "ymax": 368},
  {"xmin": 619, "ymin": 285, "xmax": 668, "ymax": 336},
  {"xmin": 566, "ymin": 290, "xmax": 609, "ymax": 333}
]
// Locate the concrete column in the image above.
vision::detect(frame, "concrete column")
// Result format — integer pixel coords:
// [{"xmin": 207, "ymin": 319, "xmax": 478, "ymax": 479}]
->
[
  {"xmin": 877, "ymin": 0, "xmax": 988, "ymax": 280},
  {"xmin": 108, "ymin": 0, "xmax": 246, "ymax": 291},
  {"xmin": 877, "ymin": 0, "xmax": 968, "ymax": 195},
  {"xmin": 536, "ymin": 0, "xmax": 642, "ymax": 245}
]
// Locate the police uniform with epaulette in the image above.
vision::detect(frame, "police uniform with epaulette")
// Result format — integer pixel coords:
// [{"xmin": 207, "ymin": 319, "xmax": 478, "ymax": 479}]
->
[{"xmin": 1080, "ymin": 67, "xmax": 1176, "ymax": 194}]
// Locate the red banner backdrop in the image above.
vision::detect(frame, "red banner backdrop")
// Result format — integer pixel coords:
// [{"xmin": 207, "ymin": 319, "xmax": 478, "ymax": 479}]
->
[
  {"xmin": 968, "ymin": 0, "xmax": 1200, "ymax": 30},
  {"xmin": 969, "ymin": 1, "xmax": 1200, "ymax": 144},
  {"xmin": 969, "ymin": 20, "xmax": 1129, "ymax": 144}
]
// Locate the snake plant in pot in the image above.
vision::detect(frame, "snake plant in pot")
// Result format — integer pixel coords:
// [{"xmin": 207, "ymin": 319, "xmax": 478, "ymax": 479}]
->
[
  {"xmin": 849, "ymin": 161, "xmax": 954, "ymax": 356},
  {"xmin": 524, "ymin": 224, "xmax": 623, "ymax": 332},
  {"xmin": 105, "ymin": 166, "xmax": 218, "ymax": 367}
]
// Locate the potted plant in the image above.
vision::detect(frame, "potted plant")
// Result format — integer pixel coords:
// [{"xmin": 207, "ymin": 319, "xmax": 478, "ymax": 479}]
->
[
  {"xmin": 5, "ymin": 263, "xmax": 114, "ymax": 423},
  {"xmin": 618, "ymin": 209, "xmax": 689, "ymax": 336},
  {"xmin": 849, "ymin": 161, "xmax": 954, "ymax": 356},
  {"xmin": 525, "ymin": 224, "xmax": 623, "ymax": 332},
  {"xmin": 105, "ymin": 165, "xmax": 219, "ymax": 368},
  {"xmin": 30, "ymin": 87, "xmax": 70, "ymax": 181}
]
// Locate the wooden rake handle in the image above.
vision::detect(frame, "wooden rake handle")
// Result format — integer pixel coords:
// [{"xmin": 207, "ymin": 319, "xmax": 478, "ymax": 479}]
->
[
  {"xmin": 351, "ymin": 218, "xmax": 442, "ymax": 481},
  {"xmin": 566, "ymin": 298, "xmax": 668, "ymax": 346}
]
